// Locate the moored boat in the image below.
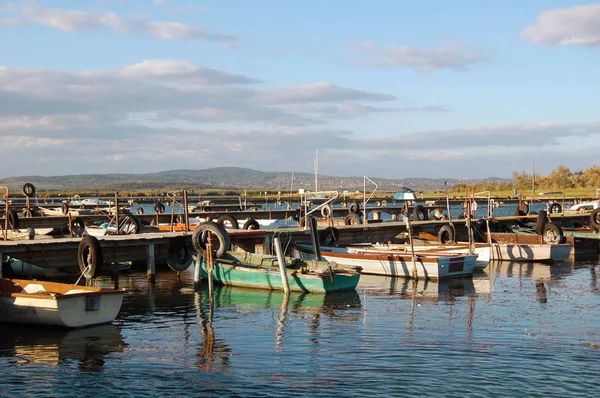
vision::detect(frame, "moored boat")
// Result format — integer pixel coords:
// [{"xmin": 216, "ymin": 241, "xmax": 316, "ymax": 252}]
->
[
  {"xmin": 346, "ymin": 242, "xmax": 490, "ymax": 270},
  {"xmin": 0, "ymin": 278, "xmax": 125, "ymax": 328},
  {"xmin": 291, "ymin": 243, "xmax": 476, "ymax": 280},
  {"xmin": 196, "ymin": 250, "xmax": 361, "ymax": 293}
]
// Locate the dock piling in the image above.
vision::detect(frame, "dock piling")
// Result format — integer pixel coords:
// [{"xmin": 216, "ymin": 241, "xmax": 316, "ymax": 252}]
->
[
  {"xmin": 146, "ymin": 242, "xmax": 156, "ymax": 283},
  {"xmin": 273, "ymin": 237, "xmax": 290, "ymax": 293}
]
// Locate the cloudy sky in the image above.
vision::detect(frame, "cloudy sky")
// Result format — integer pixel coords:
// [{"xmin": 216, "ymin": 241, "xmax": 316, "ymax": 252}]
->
[{"xmin": 1, "ymin": 0, "xmax": 599, "ymax": 179}]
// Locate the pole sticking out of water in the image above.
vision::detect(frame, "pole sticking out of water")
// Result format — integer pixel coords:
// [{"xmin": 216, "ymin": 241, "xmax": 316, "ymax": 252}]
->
[
  {"xmin": 206, "ymin": 233, "xmax": 214, "ymax": 306},
  {"xmin": 193, "ymin": 255, "xmax": 202, "ymax": 290},
  {"xmin": 273, "ymin": 237, "xmax": 290, "ymax": 294},
  {"xmin": 404, "ymin": 204, "xmax": 418, "ymax": 279}
]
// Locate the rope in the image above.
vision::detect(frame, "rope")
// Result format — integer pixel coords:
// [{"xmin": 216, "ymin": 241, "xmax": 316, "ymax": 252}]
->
[
  {"xmin": 270, "ymin": 230, "xmax": 293, "ymax": 255},
  {"xmin": 75, "ymin": 265, "xmax": 92, "ymax": 286}
]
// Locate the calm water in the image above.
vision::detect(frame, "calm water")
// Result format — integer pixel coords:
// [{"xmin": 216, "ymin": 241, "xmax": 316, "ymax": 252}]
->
[{"xmin": 1, "ymin": 258, "xmax": 600, "ymax": 397}]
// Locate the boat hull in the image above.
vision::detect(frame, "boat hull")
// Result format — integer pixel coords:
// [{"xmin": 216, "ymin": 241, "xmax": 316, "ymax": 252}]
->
[
  {"xmin": 196, "ymin": 258, "xmax": 360, "ymax": 293},
  {"xmin": 0, "ymin": 279, "xmax": 124, "ymax": 328},
  {"xmin": 489, "ymin": 243, "xmax": 571, "ymax": 262},
  {"xmin": 291, "ymin": 244, "xmax": 476, "ymax": 280}
]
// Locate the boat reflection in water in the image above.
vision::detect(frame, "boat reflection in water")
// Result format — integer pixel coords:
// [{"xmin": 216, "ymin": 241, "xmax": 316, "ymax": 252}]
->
[
  {"xmin": 188, "ymin": 283, "xmax": 362, "ymax": 368},
  {"xmin": 0, "ymin": 324, "xmax": 126, "ymax": 372},
  {"xmin": 487, "ymin": 260, "xmax": 575, "ymax": 303}
]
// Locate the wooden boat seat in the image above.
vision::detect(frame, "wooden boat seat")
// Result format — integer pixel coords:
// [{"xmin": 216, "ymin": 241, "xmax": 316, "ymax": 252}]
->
[
  {"xmin": 65, "ymin": 289, "xmax": 92, "ymax": 295},
  {"xmin": 21, "ymin": 284, "xmax": 46, "ymax": 294}
]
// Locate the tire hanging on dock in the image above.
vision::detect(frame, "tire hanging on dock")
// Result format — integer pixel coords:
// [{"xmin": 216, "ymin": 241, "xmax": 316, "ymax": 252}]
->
[
  {"xmin": 61, "ymin": 202, "xmax": 69, "ymax": 215},
  {"xmin": 77, "ymin": 235, "xmax": 103, "ymax": 279},
  {"xmin": 535, "ymin": 210, "xmax": 548, "ymax": 235},
  {"xmin": 437, "ymin": 225, "xmax": 455, "ymax": 244},
  {"xmin": 120, "ymin": 215, "xmax": 141, "ymax": 234},
  {"xmin": 344, "ymin": 213, "xmax": 361, "ymax": 225},
  {"xmin": 192, "ymin": 221, "xmax": 231, "ymax": 258},
  {"xmin": 69, "ymin": 217, "xmax": 86, "ymax": 236},
  {"xmin": 243, "ymin": 219, "xmax": 260, "ymax": 230},
  {"xmin": 348, "ymin": 201, "xmax": 360, "ymax": 214},
  {"xmin": 22, "ymin": 183, "xmax": 36, "ymax": 198},
  {"xmin": 412, "ymin": 205, "xmax": 428, "ymax": 221},
  {"xmin": 321, "ymin": 204, "xmax": 333, "ymax": 219},
  {"xmin": 548, "ymin": 202, "xmax": 562, "ymax": 214},
  {"xmin": 167, "ymin": 239, "xmax": 193, "ymax": 271},
  {"xmin": 154, "ymin": 201, "xmax": 166, "ymax": 214},
  {"xmin": 216, "ymin": 214, "xmax": 239, "ymax": 230},
  {"xmin": 6, "ymin": 208, "xmax": 19, "ymax": 230}
]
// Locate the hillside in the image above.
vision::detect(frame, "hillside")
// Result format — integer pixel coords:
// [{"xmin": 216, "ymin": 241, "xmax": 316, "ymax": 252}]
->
[{"xmin": 0, "ymin": 167, "xmax": 510, "ymax": 192}]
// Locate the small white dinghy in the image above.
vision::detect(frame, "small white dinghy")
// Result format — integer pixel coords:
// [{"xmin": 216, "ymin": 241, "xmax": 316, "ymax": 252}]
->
[{"xmin": 0, "ymin": 278, "xmax": 125, "ymax": 328}]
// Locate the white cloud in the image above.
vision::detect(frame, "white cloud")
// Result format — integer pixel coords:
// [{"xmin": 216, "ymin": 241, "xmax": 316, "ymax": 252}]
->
[
  {"xmin": 258, "ymin": 82, "xmax": 396, "ymax": 104},
  {"xmin": 0, "ymin": 1, "xmax": 236, "ymax": 45},
  {"xmin": 350, "ymin": 42, "xmax": 491, "ymax": 71},
  {"xmin": 522, "ymin": 3, "xmax": 600, "ymax": 46}
]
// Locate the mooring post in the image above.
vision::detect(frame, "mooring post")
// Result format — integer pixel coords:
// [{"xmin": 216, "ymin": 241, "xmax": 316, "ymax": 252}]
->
[
  {"xmin": 146, "ymin": 242, "xmax": 156, "ymax": 283},
  {"xmin": 206, "ymin": 236, "xmax": 214, "ymax": 306},
  {"xmin": 114, "ymin": 191, "xmax": 120, "ymax": 235},
  {"xmin": 273, "ymin": 237, "xmax": 290, "ymax": 293},
  {"xmin": 193, "ymin": 255, "xmax": 202, "ymax": 290},
  {"xmin": 0, "ymin": 252, "xmax": 4, "ymax": 278}
]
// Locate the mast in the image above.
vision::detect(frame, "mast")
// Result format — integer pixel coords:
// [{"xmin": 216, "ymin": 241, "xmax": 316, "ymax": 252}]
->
[{"xmin": 314, "ymin": 149, "xmax": 319, "ymax": 192}]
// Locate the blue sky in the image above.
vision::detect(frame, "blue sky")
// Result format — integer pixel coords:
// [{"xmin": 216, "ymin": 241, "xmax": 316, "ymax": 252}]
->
[{"xmin": 1, "ymin": 0, "xmax": 599, "ymax": 180}]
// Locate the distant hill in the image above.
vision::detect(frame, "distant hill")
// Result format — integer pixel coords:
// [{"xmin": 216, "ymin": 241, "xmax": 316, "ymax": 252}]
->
[{"xmin": 0, "ymin": 167, "xmax": 511, "ymax": 193}]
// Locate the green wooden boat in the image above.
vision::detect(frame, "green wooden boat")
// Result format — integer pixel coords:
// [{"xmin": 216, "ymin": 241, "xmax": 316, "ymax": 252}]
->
[{"xmin": 196, "ymin": 250, "xmax": 361, "ymax": 293}]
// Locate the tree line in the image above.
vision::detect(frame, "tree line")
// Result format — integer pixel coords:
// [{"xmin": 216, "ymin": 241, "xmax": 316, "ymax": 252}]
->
[{"xmin": 448, "ymin": 165, "xmax": 600, "ymax": 193}]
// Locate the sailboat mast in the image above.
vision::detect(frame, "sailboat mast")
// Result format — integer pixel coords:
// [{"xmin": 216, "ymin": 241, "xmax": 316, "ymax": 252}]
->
[{"xmin": 314, "ymin": 149, "xmax": 318, "ymax": 192}]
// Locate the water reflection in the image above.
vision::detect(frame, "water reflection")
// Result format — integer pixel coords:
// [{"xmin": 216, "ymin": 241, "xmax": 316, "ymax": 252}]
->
[{"xmin": 0, "ymin": 324, "xmax": 126, "ymax": 372}]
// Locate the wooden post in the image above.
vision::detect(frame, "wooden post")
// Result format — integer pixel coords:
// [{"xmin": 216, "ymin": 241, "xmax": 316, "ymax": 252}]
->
[
  {"xmin": 273, "ymin": 237, "xmax": 290, "ymax": 293},
  {"xmin": 206, "ymin": 233, "xmax": 214, "ymax": 305},
  {"xmin": 193, "ymin": 255, "xmax": 202, "ymax": 290},
  {"xmin": 146, "ymin": 242, "xmax": 156, "ymax": 283},
  {"xmin": 0, "ymin": 252, "xmax": 5, "ymax": 278},
  {"xmin": 405, "ymin": 213, "xmax": 419, "ymax": 279},
  {"xmin": 308, "ymin": 216, "xmax": 322, "ymax": 261},
  {"xmin": 114, "ymin": 191, "xmax": 120, "ymax": 235},
  {"xmin": 183, "ymin": 190, "xmax": 189, "ymax": 232}
]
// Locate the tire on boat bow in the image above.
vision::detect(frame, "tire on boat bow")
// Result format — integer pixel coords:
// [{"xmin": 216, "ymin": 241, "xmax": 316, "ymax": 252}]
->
[
  {"xmin": 542, "ymin": 223, "xmax": 564, "ymax": 244},
  {"xmin": 77, "ymin": 235, "xmax": 103, "ymax": 279},
  {"xmin": 192, "ymin": 221, "xmax": 231, "ymax": 258}
]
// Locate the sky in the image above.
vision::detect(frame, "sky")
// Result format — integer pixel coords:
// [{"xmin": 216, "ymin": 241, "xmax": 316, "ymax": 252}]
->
[{"xmin": 1, "ymin": 0, "xmax": 600, "ymax": 180}]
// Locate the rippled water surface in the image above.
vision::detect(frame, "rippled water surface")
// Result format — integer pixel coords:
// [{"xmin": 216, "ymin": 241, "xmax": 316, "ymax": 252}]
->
[{"xmin": 2, "ymin": 259, "xmax": 600, "ymax": 397}]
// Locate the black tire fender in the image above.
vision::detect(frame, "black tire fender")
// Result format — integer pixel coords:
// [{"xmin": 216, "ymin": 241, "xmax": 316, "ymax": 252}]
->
[
  {"xmin": 344, "ymin": 213, "xmax": 361, "ymax": 225},
  {"xmin": 77, "ymin": 235, "xmax": 103, "ymax": 279},
  {"xmin": 136, "ymin": 207, "xmax": 144, "ymax": 215},
  {"xmin": 192, "ymin": 221, "xmax": 231, "ymax": 258},
  {"xmin": 321, "ymin": 204, "xmax": 333, "ymax": 219},
  {"xmin": 549, "ymin": 202, "xmax": 562, "ymax": 214},
  {"xmin": 154, "ymin": 201, "xmax": 166, "ymax": 214},
  {"xmin": 216, "ymin": 214, "xmax": 239, "ymax": 230},
  {"xmin": 320, "ymin": 226, "xmax": 340, "ymax": 246},
  {"xmin": 348, "ymin": 201, "xmax": 360, "ymax": 214},
  {"xmin": 70, "ymin": 217, "xmax": 86, "ymax": 236},
  {"xmin": 543, "ymin": 223, "xmax": 564, "ymax": 244},
  {"xmin": 535, "ymin": 210, "xmax": 548, "ymax": 235},
  {"xmin": 120, "ymin": 215, "xmax": 141, "ymax": 234},
  {"xmin": 437, "ymin": 225, "xmax": 455, "ymax": 244},
  {"xmin": 23, "ymin": 183, "xmax": 36, "ymax": 198},
  {"xmin": 412, "ymin": 205, "xmax": 428, "ymax": 221},
  {"xmin": 590, "ymin": 208, "xmax": 600, "ymax": 232},
  {"xmin": 167, "ymin": 239, "xmax": 193, "ymax": 271},
  {"xmin": 62, "ymin": 202, "xmax": 69, "ymax": 215},
  {"xmin": 7, "ymin": 208, "xmax": 19, "ymax": 230},
  {"xmin": 243, "ymin": 219, "xmax": 260, "ymax": 230}
]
